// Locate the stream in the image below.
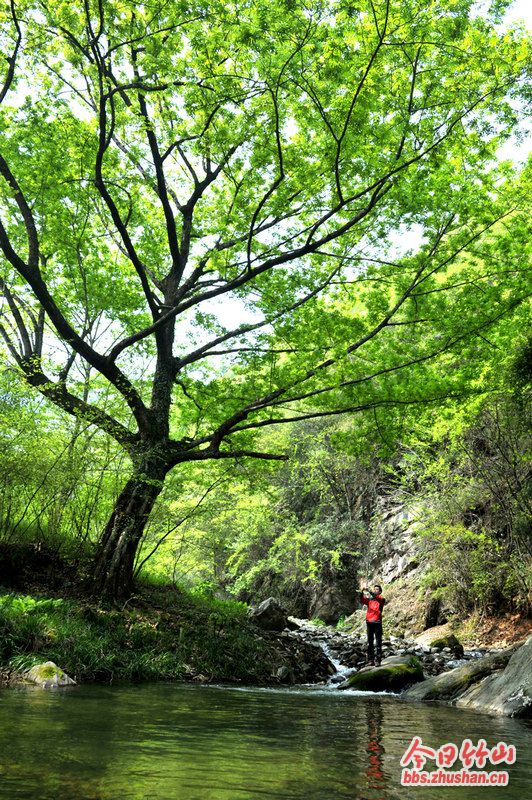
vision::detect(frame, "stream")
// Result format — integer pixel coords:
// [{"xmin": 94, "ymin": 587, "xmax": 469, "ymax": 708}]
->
[{"xmin": 0, "ymin": 681, "xmax": 530, "ymax": 799}]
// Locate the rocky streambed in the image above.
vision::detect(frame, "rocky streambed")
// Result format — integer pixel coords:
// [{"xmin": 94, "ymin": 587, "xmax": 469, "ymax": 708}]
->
[
  {"xmin": 248, "ymin": 598, "xmax": 483, "ymax": 682},
  {"xmin": 248, "ymin": 599, "xmax": 531, "ymax": 718},
  {"xmin": 287, "ymin": 617, "xmax": 483, "ymax": 678},
  {"xmin": 290, "ymin": 617, "xmax": 531, "ymax": 718}
]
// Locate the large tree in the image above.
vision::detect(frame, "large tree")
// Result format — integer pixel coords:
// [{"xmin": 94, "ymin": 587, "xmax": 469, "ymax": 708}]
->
[{"xmin": 0, "ymin": 0, "xmax": 530, "ymax": 599}]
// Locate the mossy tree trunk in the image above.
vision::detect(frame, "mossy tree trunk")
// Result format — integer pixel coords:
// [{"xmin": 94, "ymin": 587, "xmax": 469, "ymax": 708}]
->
[{"xmin": 92, "ymin": 453, "xmax": 171, "ymax": 601}]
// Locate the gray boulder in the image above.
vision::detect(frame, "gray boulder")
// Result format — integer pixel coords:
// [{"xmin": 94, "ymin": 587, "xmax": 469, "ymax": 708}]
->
[
  {"xmin": 415, "ymin": 626, "xmax": 464, "ymax": 657},
  {"xmin": 24, "ymin": 661, "xmax": 76, "ymax": 689},
  {"xmin": 455, "ymin": 636, "xmax": 532, "ymax": 718},
  {"xmin": 403, "ymin": 645, "xmax": 518, "ymax": 704},
  {"xmin": 248, "ymin": 597, "xmax": 289, "ymax": 631},
  {"xmin": 338, "ymin": 654, "xmax": 424, "ymax": 693}
]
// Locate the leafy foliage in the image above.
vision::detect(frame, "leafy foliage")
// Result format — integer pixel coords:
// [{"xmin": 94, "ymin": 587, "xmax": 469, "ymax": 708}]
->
[{"xmin": 0, "ymin": 0, "xmax": 530, "ymax": 598}]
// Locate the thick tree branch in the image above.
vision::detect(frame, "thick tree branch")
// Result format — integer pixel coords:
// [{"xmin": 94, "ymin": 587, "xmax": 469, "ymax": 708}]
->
[
  {"xmin": 0, "ymin": 0, "xmax": 22, "ymax": 104},
  {"xmin": 133, "ymin": 52, "xmax": 182, "ymax": 286},
  {"xmin": 223, "ymin": 298, "xmax": 529, "ymax": 437},
  {"xmin": 198, "ymin": 217, "xmax": 522, "ymax": 445},
  {"xmin": 169, "ymin": 446, "xmax": 288, "ymax": 465},
  {"xmin": 107, "ymin": 180, "xmax": 391, "ymax": 361},
  {"xmin": 334, "ymin": 0, "xmax": 390, "ymax": 202},
  {"xmin": 0, "ymin": 206, "xmax": 151, "ymax": 431}
]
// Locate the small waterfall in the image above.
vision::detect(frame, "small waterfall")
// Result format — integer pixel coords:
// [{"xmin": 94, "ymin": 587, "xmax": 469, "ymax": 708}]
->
[
  {"xmin": 318, "ymin": 640, "xmax": 357, "ymax": 686},
  {"xmin": 289, "ymin": 617, "xmax": 361, "ymax": 687}
]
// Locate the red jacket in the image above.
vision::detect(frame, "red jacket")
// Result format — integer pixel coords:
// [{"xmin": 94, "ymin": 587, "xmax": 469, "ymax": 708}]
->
[{"xmin": 360, "ymin": 592, "xmax": 385, "ymax": 623}]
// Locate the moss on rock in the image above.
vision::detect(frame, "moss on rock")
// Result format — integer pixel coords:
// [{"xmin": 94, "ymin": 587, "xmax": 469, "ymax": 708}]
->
[
  {"xmin": 403, "ymin": 646, "xmax": 518, "ymax": 703},
  {"xmin": 455, "ymin": 636, "xmax": 532, "ymax": 718},
  {"xmin": 24, "ymin": 661, "xmax": 76, "ymax": 687},
  {"xmin": 338, "ymin": 655, "xmax": 424, "ymax": 693},
  {"xmin": 429, "ymin": 633, "xmax": 464, "ymax": 656}
]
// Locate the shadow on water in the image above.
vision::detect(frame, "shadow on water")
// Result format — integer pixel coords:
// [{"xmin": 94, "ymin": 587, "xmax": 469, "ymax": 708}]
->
[{"xmin": 0, "ymin": 682, "xmax": 530, "ymax": 800}]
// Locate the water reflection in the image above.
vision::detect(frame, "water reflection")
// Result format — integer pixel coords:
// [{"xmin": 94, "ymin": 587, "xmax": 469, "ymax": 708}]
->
[
  {"xmin": 0, "ymin": 683, "xmax": 529, "ymax": 800},
  {"xmin": 364, "ymin": 699, "xmax": 386, "ymax": 798}
]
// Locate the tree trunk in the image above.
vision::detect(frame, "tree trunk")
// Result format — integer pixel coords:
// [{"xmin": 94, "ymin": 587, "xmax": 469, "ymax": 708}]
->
[{"xmin": 91, "ymin": 456, "xmax": 170, "ymax": 601}]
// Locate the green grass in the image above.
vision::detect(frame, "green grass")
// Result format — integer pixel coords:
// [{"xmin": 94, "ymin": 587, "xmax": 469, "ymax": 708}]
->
[{"xmin": 0, "ymin": 587, "xmax": 270, "ymax": 684}]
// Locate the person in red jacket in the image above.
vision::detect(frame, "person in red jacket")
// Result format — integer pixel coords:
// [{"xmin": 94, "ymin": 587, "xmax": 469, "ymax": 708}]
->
[{"xmin": 360, "ymin": 583, "xmax": 386, "ymax": 666}]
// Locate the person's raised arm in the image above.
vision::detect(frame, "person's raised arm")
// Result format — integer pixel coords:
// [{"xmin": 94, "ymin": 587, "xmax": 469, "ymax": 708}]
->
[{"xmin": 359, "ymin": 580, "xmax": 370, "ymax": 606}]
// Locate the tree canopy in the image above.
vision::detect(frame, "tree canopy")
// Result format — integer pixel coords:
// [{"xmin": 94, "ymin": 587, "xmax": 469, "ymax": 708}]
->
[{"xmin": 0, "ymin": 0, "xmax": 530, "ymax": 598}]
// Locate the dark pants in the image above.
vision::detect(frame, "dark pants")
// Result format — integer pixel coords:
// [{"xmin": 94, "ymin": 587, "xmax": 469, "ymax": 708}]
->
[{"xmin": 366, "ymin": 621, "xmax": 382, "ymax": 663}]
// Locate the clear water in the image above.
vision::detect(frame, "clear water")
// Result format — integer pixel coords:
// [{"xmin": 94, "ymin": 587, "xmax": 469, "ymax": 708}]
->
[{"xmin": 0, "ymin": 682, "xmax": 530, "ymax": 799}]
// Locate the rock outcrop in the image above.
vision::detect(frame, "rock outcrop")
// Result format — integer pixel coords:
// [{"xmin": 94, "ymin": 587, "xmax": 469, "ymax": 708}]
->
[
  {"xmin": 338, "ymin": 654, "xmax": 424, "ymax": 692},
  {"xmin": 260, "ymin": 630, "xmax": 335, "ymax": 684},
  {"xmin": 246, "ymin": 606, "xmax": 335, "ymax": 683},
  {"xmin": 367, "ymin": 501, "xmax": 423, "ymax": 585},
  {"xmin": 308, "ymin": 582, "xmax": 354, "ymax": 625}
]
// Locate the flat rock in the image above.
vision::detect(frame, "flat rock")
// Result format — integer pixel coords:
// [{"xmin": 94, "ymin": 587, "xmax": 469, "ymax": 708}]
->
[
  {"xmin": 403, "ymin": 646, "xmax": 518, "ymax": 703},
  {"xmin": 24, "ymin": 661, "xmax": 76, "ymax": 689},
  {"xmin": 338, "ymin": 654, "xmax": 424, "ymax": 693},
  {"xmin": 455, "ymin": 636, "xmax": 532, "ymax": 718}
]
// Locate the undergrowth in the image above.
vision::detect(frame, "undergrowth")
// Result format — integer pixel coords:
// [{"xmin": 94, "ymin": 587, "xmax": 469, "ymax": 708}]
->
[{"xmin": 0, "ymin": 586, "xmax": 267, "ymax": 684}]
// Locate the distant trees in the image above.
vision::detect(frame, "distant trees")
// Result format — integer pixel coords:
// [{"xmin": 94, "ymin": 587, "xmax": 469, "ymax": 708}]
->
[{"xmin": 0, "ymin": 0, "xmax": 530, "ymax": 598}]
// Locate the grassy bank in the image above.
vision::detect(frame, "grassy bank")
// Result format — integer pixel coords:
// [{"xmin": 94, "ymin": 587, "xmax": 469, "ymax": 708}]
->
[{"xmin": 0, "ymin": 585, "xmax": 273, "ymax": 685}]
